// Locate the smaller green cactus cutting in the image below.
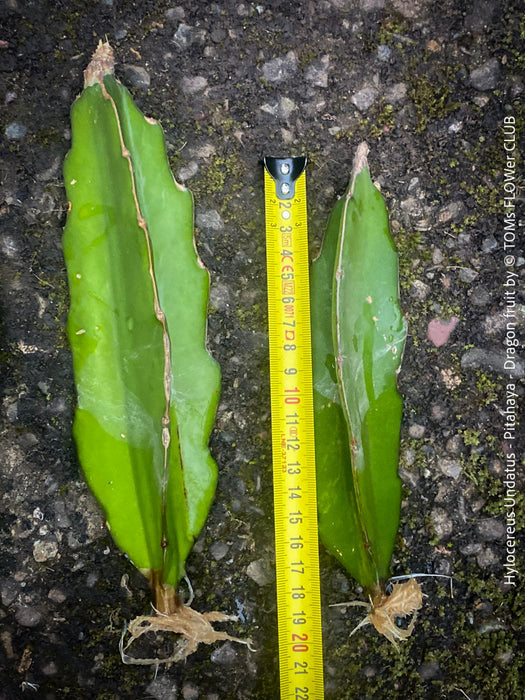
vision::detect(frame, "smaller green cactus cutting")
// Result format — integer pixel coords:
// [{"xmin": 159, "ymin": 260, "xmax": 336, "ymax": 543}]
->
[
  {"xmin": 63, "ymin": 42, "xmax": 250, "ymax": 662},
  {"xmin": 311, "ymin": 143, "xmax": 422, "ymax": 642}
]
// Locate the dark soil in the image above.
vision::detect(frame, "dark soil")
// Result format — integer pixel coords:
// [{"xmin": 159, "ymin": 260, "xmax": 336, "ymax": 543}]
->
[{"xmin": 0, "ymin": 1, "xmax": 523, "ymax": 698}]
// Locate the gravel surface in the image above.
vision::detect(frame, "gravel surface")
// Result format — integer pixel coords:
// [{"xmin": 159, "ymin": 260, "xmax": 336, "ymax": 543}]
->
[{"xmin": 0, "ymin": 1, "xmax": 523, "ymax": 698}]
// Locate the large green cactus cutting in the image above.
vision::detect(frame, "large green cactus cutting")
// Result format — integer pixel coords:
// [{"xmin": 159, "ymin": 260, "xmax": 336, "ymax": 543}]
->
[
  {"xmin": 311, "ymin": 143, "xmax": 421, "ymax": 642},
  {"xmin": 63, "ymin": 42, "xmax": 247, "ymax": 661}
]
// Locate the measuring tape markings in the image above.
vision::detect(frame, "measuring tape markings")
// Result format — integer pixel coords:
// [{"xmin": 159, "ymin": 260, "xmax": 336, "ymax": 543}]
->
[{"xmin": 264, "ymin": 158, "xmax": 324, "ymax": 700}]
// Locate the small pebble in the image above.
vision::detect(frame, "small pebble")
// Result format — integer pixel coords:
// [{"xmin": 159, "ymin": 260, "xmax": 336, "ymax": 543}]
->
[
  {"xmin": 211, "ymin": 28, "xmax": 227, "ymax": 43},
  {"xmin": 260, "ymin": 102, "xmax": 278, "ymax": 117},
  {"xmin": 173, "ymin": 23, "xmax": 194, "ymax": 49},
  {"xmin": 431, "ymin": 508, "xmax": 453, "ymax": 540},
  {"xmin": 435, "ymin": 558, "xmax": 452, "ymax": 576},
  {"xmin": 331, "ymin": 570, "xmax": 350, "ymax": 595},
  {"xmin": 122, "ymin": 65, "xmax": 150, "ymax": 89},
  {"xmin": 166, "ymin": 7, "xmax": 185, "ymax": 22},
  {"xmin": 459, "ymin": 267, "xmax": 478, "ymax": 283},
  {"xmin": 182, "ymin": 683, "xmax": 199, "ymax": 700},
  {"xmin": 279, "ymin": 96, "xmax": 296, "ymax": 119},
  {"xmin": 432, "ymin": 403, "xmax": 448, "ymax": 421},
  {"xmin": 42, "ymin": 661, "xmax": 58, "ymax": 676},
  {"xmin": 448, "ymin": 121, "xmax": 463, "ymax": 134},
  {"xmin": 399, "ymin": 466, "xmax": 418, "ymax": 489},
  {"xmin": 483, "ymin": 312, "xmax": 512, "ymax": 336},
  {"xmin": 427, "ymin": 40, "xmax": 441, "ymax": 53},
  {"xmin": 48, "ymin": 587, "xmax": 67, "ymax": 603},
  {"xmin": 360, "ymin": 0, "xmax": 385, "ymax": 9},
  {"xmin": 33, "ymin": 540, "xmax": 58, "ymax": 563},
  {"xmin": 180, "ymin": 76, "xmax": 208, "ymax": 94},
  {"xmin": 210, "ymin": 641, "xmax": 237, "ymax": 666},
  {"xmin": 419, "ymin": 662, "xmax": 442, "ymax": 680},
  {"xmin": 408, "ymin": 424, "xmax": 425, "ymax": 439},
  {"xmin": 402, "ymin": 448, "xmax": 416, "ymax": 466},
  {"xmin": 38, "ymin": 381, "xmax": 50, "ymax": 396},
  {"xmin": 377, "ymin": 45, "xmax": 391, "ymax": 62},
  {"xmin": 146, "ymin": 676, "xmax": 179, "ymax": 699},
  {"xmin": 477, "ymin": 518, "xmax": 505, "ymax": 542},
  {"xmin": 262, "ymin": 52, "xmax": 298, "ymax": 83},
  {"xmin": 1, "ymin": 235, "xmax": 18, "ymax": 259},
  {"xmin": 427, "ymin": 317, "xmax": 459, "ymax": 347},
  {"xmin": 5, "ymin": 122, "xmax": 27, "ymax": 140},
  {"xmin": 191, "ymin": 143, "xmax": 216, "ymax": 160},
  {"xmin": 209, "ymin": 283, "xmax": 231, "ymax": 312},
  {"xmin": 305, "ymin": 55, "xmax": 330, "ymax": 88},
  {"xmin": 469, "ymin": 286, "xmax": 491, "ymax": 306},
  {"xmin": 5, "ymin": 401, "xmax": 17, "ymax": 422},
  {"xmin": 246, "ymin": 558, "xmax": 274, "ymax": 586},
  {"xmin": 15, "ymin": 606, "xmax": 42, "ymax": 627},
  {"xmin": 209, "ymin": 541, "xmax": 229, "ymax": 561},
  {"xmin": 439, "ymin": 458, "xmax": 462, "ymax": 480},
  {"xmin": 54, "ymin": 501, "xmax": 71, "ymax": 529},
  {"xmin": 432, "ymin": 247, "xmax": 444, "ymax": 264},
  {"xmin": 476, "ymin": 616, "xmax": 506, "ymax": 634},
  {"xmin": 391, "ymin": 0, "xmax": 426, "ymax": 18},
  {"xmin": 497, "ymin": 649, "xmax": 514, "ymax": 665},
  {"xmin": 86, "ymin": 571, "xmax": 99, "ymax": 588},
  {"xmin": 1, "ymin": 581, "xmax": 18, "ymax": 607},
  {"xmin": 196, "ymin": 209, "xmax": 224, "ymax": 231},
  {"xmin": 410, "ymin": 280, "xmax": 430, "ymax": 300},
  {"xmin": 476, "ymin": 546, "xmax": 498, "ymax": 569},
  {"xmin": 351, "ymin": 86, "xmax": 378, "ymax": 112},
  {"xmin": 384, "ymin": 82, "xmax": 407, "ymax": 104},
  {"xmin": 461, "ymin": 543, "xmax": 482, "ymax": 555},
  {"xmin": 438, "ymin": 201, "xmax": 466, "ymax": 223},
  {"xmin": 469, "ymin": 58, "xmax": 501, "ymax": 91},
  {"xmin": 407, "ymin": 177, "xmax": 419, "ymax": 193},
  {"xmin": 178, "ymin": 161, "xmax": 199, "ymax": 181},
  {"xmin": 481, "ymin": 235, "xmax": 497, "ymax": 252},
  {"xmin": 445, "ymin": 435, "xmax": 463, "ymax": 454},
  {"xmin": 464, "ymin": 1, "xmax": 496, "ymax": 33},
  {"xmin": 230, "ymin": 498, "xmax": 242, "ymax": 513},
  {"xmin": 461, "ymin": 348, "xmax": 524, "ymax": 378}
]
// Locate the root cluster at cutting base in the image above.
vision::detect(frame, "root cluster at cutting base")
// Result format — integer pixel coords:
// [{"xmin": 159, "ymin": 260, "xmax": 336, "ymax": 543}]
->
[
  {"xmin": 120, "ymin": 603, "xmax": 253, "ymax": 666},
  {"xmin": 334, "ymin": 578, "xmax": 424, "ymax": 645},
  {"xmin": 120, "ymin": 580, "xmax": 253, "ymax": 666}
]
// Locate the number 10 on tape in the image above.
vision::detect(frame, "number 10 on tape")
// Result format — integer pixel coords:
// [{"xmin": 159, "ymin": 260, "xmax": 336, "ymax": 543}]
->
[{"xmin": 264, "ymin": 157, "xmax": 324, "ymax": 700}]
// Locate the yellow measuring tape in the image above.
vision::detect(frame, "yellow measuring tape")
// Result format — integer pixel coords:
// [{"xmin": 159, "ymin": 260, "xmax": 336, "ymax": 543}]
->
[{"xmin": 264, "ymin": 157, "xmax": 324, "ymax": 700}]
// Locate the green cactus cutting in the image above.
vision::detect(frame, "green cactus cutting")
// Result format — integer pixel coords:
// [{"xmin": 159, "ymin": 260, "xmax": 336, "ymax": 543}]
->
[
  {"xmin": 311, "ymin": 143, "xmax": 422, "ymax": 643},
  {"xmin": 63, "ymin": 41, "xmax": 249, "ymax": 662}
]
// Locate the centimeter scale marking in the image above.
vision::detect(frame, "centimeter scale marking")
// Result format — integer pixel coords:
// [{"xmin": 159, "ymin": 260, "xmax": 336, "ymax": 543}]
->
[{"xmin": 264, "ymin": 157, "xmax": 324, "ymax": 700}]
